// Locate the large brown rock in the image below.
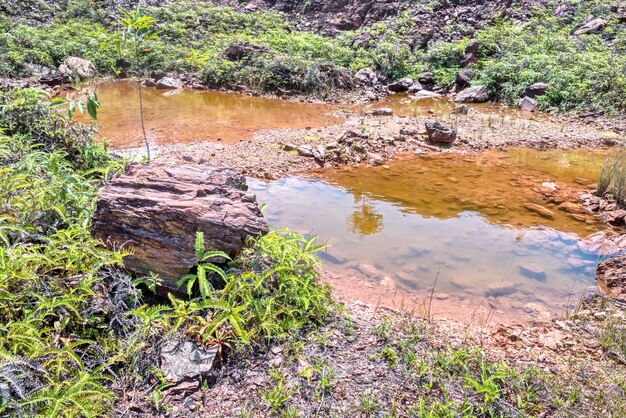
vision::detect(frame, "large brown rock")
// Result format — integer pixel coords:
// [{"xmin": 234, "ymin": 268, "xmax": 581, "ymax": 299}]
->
[{"xmin": 91, "ymin": 163, "xmax": 268, "ymax": 288}]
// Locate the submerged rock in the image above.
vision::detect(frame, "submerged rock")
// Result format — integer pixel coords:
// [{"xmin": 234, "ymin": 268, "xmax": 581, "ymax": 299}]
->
[
  {"xmin": 91, "ymin": 163, "xmax": 268, "ymax": 289},
  {"xmin": 425, "ymin": 121, "xmax": 457, "ymax": 144},
  {"xmin": 367, "ymin": 107, "xmax": 394, "ymax": 116},
  {"xmin": 523, "ymin": 203, "xmax": 555, "ymax": 219}
]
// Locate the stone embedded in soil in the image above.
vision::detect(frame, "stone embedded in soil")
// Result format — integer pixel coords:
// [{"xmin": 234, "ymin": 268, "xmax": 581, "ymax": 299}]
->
[
  {"xmin": 524, "ymin": 203, "xmax": 555, "ymax": 219},
  {"xmin": 160, "ymin": 339, "xmax": 218, "ymax": 383},
  {"xmin": 91, "ymin": 163, "xmax": 268, "ymax": 289},
  {"xmin": 558, "ymin": 201, "xmax": 584, "ymax": 214},
  {"xmin": 367, "ymin": 107, "xmax": 394, "ymax": 116},
  {"xmin": 453, "ymin": 104, "xmax": 469, "ymax": 115},
  {"xmin": 519, "ymin": 263, "xmax": 547, "ymax": 281},
  {"xmin": 297, "ymin": 145, "xmax": 314, "ymax": 157},
  {"xmin": 425, "ymin": 121, "xmax": 457, "ymax": 144},
  {"xmin": 58, "ymin": 56, "xmax": 95, "ymax": 79}
]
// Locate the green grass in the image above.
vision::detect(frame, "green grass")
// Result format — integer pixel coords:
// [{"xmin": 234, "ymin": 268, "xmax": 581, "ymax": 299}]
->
[{"xmin": 597, "ymin": 149, "xmax": 626, "ymax": 206}]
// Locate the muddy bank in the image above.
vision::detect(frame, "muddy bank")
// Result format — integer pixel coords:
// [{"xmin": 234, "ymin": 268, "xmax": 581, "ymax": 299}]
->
[{"xmin": 160, "ymin": 105, "xmax": 622, "ymax": 179}]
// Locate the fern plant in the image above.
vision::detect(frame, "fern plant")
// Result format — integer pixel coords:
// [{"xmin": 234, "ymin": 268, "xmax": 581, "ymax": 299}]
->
[{"xmin": 176, "ymin": 231, "xmax": 230, "ymax": 300}]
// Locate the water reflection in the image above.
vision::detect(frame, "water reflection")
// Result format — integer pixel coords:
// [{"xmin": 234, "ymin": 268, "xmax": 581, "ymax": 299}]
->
[
  {"xmin": 349, "ymin": 195, "xmax": 383, "ymax": 236},
  {"xmin": 249, "ymin": 148, "xmax": 610, "ymax": 320}
]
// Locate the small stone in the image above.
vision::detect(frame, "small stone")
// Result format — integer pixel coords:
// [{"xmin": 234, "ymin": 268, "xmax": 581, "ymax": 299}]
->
[
  {"xmin": 368, "ymin": 108, "xmax": 394, "ymax": 116},
  {"xmin": 453, "ymin": 104, "xmax": 469, "ymax": 115},
  {"xmin": 297, "ymin": 145, "xmax": 314, "ymax": 157},
  {"xmin": 282, "ymin": 143, "xmax": 297, "ymax": 151},
  {"xmin": 524, "ymin": 203, "xmax": 555, "ymax": 219}
]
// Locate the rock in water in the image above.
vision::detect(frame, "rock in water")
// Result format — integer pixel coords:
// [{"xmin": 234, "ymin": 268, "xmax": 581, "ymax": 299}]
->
[
  {"xmin": 91, "ymin": 163, "xmax": 268, "ymax": 289},
  {"xmin": 387, "ymin": 77, "xmax": 413, "ymax": 93},
  {"xmin": 455, "ymin": 86, "xmax": 490, "ymax": 103},
  {"xmin": 523, "ymin": 203, "xmax": 555, "ymax": 219},
  {"xmin": 155, "ymin": 77, "xmax": 183, "ymax": 89},
  {"xmin": 425, "ymin": 121, "xmax": 457, "ymax": 144}
]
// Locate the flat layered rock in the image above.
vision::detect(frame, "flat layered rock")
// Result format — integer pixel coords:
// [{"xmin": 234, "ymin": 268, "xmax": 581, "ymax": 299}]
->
[{"xmin": 91, "ymin": 163, "xmax": 268, "ymax": 289}]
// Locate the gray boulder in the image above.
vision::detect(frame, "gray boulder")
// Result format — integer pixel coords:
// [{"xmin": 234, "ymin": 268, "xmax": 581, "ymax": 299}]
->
[
  {"xmin": 522, "ymin": 83, "xmax": 548, "ymax": 99},
  {"xmin": 455, "ymin": 85, "xmax": 490, "ymax": 103},
  {"xmin": 355, "ymin": 68, "xmax": 378, "ymax": 86},
  {"xmin": 58, "ymin": 57, "xmax": 96, "ymax": 79},
  {"xmin": 156, "ymin": 77, "xmax": 183, "ymax": 89},
  {"xmin": 387, "ymin": 77, "xmax": 414, "ymax": 93},
  {"xmin": 573, "ymin": 17, "xmax": 605, "ymax": 36}
]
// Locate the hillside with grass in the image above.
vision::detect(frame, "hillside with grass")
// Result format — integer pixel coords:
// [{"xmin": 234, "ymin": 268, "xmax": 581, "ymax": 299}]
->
[{"xmin": 1, "ymin": 0, "xmax": 625, "ymax": 112}]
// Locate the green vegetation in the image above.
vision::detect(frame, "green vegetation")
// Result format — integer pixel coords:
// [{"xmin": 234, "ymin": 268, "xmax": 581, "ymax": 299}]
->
[
  {"xmin": 1, "ymin": 1, "xmax": 624, "ymax": 112},
  {"xmin": 598, "ymin": 149, "xmax": 626, "ymax": 206},
  {"xmin": 0, "ymin": 87, "xmax": 336, "ymax": 415}
]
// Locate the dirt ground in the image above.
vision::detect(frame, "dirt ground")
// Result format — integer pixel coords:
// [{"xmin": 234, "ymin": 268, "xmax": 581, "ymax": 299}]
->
[{"xmin": 160, "ymin": 104, "xmax": 624, "ymax": 180}]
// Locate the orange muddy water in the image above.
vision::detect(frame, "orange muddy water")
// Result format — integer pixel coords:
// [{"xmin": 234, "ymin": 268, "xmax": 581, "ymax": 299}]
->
[
  {"xmin": 65, "ymin": 81, "xmax": 615, "ymax": 322},
  {"xmin": 250, "ymin": 148, "xmax": 613, "ymax": 322},
  {"xmin": 65, "ymin": 80, "xmax": 344, "ymax": 149}
]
